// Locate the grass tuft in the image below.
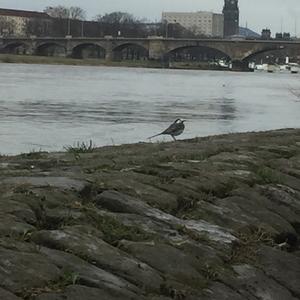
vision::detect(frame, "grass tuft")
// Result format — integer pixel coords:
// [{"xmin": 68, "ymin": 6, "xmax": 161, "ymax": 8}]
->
[
  {"xmin": 230, "ymin": 226, "xmax": 274, "ymax": 265},
  {"xmin": 64, "ymin": 140, "xmax": 96, "ymax": 154}
]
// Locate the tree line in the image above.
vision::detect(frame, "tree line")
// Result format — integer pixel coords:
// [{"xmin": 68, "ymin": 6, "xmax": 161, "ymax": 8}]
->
[{"xmin": 0, "ymin": 5, "xmax": 198, "ymax": 38}]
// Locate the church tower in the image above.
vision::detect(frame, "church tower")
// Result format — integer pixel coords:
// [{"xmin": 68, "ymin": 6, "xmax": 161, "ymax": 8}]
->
[{"xmin": 223, "ymin": 0, "xmax": 239, "ymax": 37}]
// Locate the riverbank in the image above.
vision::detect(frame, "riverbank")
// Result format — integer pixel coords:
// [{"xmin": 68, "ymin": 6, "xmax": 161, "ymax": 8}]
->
[
  {"xmin": 0, "ymin": 54, "xmax": 229, "ymax": 70},
  {"xmin": 0, "ymin": 129, "xmax": 300, "ymax": 299},
  {"xmin": 0, "ymin": 54, "xmax": 162, "ymax": 68}
]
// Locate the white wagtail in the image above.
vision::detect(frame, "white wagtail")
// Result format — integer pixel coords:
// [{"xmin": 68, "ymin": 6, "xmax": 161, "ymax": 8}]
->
[{"xmin": 148, "ymin": 119, "xmax": 186, "ymax": 141}]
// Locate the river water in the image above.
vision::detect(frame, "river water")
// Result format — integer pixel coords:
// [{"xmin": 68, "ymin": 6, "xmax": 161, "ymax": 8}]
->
[{"xmin": 0, "ymin": 63, "xmax": 300, "ymax": 154}]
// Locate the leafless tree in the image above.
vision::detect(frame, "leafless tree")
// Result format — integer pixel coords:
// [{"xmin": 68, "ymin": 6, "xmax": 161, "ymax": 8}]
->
[
  {"xmin": 95, "ymin": 12, "xmax": 139, "ymax": 24},
  {"xmin": 69, "ymin": 7, "xmax": 86, "ymax": 20},
  {"xmin": 44, "ymin": 6, "xmax": 86, "ymax": 20},
  {"xmin": 24, "ymin": 18, "xmax": 51, "ymax": 36},
  {"xmin": 44, "ymin": 6, "xmax": 69, "ymax": 19}
]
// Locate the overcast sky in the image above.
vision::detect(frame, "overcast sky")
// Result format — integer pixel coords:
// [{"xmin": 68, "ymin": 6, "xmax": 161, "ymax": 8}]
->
[{"xmin": 1, "ymin": 0, "xmax": 300, "ymax": 36}]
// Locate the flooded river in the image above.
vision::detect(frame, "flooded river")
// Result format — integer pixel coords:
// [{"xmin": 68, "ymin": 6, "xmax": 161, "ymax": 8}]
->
[{"xmin": 0, "ymin": 63, "xmax": 300, "ymax": 154}]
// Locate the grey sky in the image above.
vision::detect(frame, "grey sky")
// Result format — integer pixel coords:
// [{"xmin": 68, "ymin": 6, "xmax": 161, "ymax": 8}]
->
[{"xmin": 1, "ymin": 0, "xmax": 300, "ymax": 36}]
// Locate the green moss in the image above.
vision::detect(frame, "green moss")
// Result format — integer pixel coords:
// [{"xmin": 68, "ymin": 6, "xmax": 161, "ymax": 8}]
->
[
  {"xmin": 85, "ymin": 210, "xmax": 153, "ymax": 245},
  {"xmin": 254, "ymin": 166, "xmax": 283, "ymax": 184},
  {"xmin": 201, "ymin": 263, "xmax": 223, "ymax": 281},
  {"xmin": 18, "ymin": 270, "xmax": 79, "ymax": 299}
]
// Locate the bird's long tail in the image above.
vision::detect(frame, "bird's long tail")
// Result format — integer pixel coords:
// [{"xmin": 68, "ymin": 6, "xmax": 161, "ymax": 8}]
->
[{"xmin": 148, "ymin": 133, "xmax": 162, "ymax": 139}]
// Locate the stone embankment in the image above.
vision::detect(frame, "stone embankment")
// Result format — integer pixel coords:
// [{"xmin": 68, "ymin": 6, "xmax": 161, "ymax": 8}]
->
[{"xmin": 0, "ymin": 129, "xmax": 300, "ymax": 300}]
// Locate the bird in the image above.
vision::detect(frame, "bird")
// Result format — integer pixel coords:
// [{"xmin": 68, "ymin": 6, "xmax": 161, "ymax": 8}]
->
[{"xmin": 148, "ymin": 119, "xmax": 186, "ymax": 141}]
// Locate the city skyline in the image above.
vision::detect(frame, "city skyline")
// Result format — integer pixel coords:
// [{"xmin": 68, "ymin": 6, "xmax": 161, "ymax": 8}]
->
[{"xmin": 0, "ymin": 0, "xmax": 299, "ymax": 36}]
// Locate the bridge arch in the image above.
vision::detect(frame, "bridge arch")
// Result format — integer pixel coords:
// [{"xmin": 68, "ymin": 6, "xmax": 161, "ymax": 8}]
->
[
  {"xmin": 112, "ymin": 43, "xmax": 149, "ymax": 60},
  {"xmin": 166, "ymin": 45, "xmax": 232, "ymax": 62},
  {"xmin": 2, "ymin": 42, "xmax": 29, "ymax": 55},
  {"xmin": 36, "ymin": 42, "xmax": 66, "ymax": 57},
  {"xmin": 72, "ymin": 43, "xmax": 106, "ymax": 59},
  {"xmin": 241, "ymin": 45, "xmax": 286, "ymax": 62}
]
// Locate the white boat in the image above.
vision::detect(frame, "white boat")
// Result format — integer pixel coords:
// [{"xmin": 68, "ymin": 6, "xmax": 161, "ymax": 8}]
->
[
  {"xmin": 290, "ymin": 64, "xmax": 299, "ymax": 74},
  {"xmin": 267, "ymin": 64, "xmax": 276, "ymax": 73},
  {"xmin": 255, "ymin": 64, "xmax": 268, "ymax": 71}
]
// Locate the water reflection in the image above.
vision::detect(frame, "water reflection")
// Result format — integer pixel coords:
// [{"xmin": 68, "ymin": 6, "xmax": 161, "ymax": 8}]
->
[{"xmin": 0, "ymin": 96, "xmax": 237, "ymax": 124}]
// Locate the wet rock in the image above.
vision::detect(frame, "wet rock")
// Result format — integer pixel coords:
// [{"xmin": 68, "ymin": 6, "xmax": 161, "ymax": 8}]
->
[
  {"xmin": 119, "ymin": 240, "xmax": 207, "ymax": 290},
  {"xmin": 35, "ymin": 285, "xmax": 143, "ymax": 300},
  {"xmin": 258, "ymin": 185, "xmax": 300, "ymax": 222},
  {"xmin": 0, "ymin": 198, "xmax": 37, "ymax": 225},
  {"xmin": 96, "ymin": 191, "xmax": 236, "ymax": 244},
  {"xmin": 0, "ymin": 247, "xmax": 60, "ymax": 293},
  {"xmin": 0, "ymin": 129, "xmax": 300, "ymax": 299},
  {"xmin": 0, "ymin": 238, "xmax": 39, "ymax": 253},
  {"xmin": 31, "ymin": 225, "xmax": 163, "ymax": 291},
  {"xmin": 39, "ymin": 247, "xmax": 142, "ymax": 298},
  {"xmin": 95, "ymin": 190, "xmax": 146, "ymax": 215},
  {"xmin": 0, "ymin": 213, "xmax": 36, "ymax": 237},
  {"xmin": 219, "ymin": 191, "xmax": 297, "ymax": 234},
  {"xmin": 0, "ymin": 288, "xmax": 22, "ymax": 300},
  {"xmin": 1, "ymin": 177, "xmax": 87, "ymax": 191},
  {"xmin": 257, "ymin": 246, "xmax": 300, "ymax": 297},
  {"xmin": 232, "ymin": 264, "xmax": 299, "ymax": 300},
  {"xmin": 202, "ymin": 282, "xmax": 253, "ymax": 300},
  {"xmin": 44, "ymin": 208, "xmax": 84, "ymax": 228},
  {"xmin": 94, "ymin": 172, "xmax": 178, "ymax": 212}
]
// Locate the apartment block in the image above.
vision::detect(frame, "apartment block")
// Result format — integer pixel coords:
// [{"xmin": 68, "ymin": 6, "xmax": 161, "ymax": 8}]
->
[
  {"xmin": 162, "ymin": 11, "xmax": 224, "ymax": 37},
  {"xmin": 0, "ymin": 8, "xmax": 50, "ymax": 36}
]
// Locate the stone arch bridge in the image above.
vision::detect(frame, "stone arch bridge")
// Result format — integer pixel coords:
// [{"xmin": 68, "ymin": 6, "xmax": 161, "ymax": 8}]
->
[{"xmin": 1, "ymin": 37, "xmax": 300, "ymax": 70}]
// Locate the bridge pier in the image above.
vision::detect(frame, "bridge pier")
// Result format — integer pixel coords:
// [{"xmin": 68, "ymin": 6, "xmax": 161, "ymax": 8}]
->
[
  {"xmin": 25, "ymin": 46, "xmax": 35, "ymax": 56},
  {"xmin": 149, "ymin": 39, "xmax": 165, "ymax": 61},
  {"xmin": 231, "ymin": 60, "xmax": 252, "ymax": 72},
  {"xmin": 105, "ymin": 50, "xmax": 113, "ymax": 61}
]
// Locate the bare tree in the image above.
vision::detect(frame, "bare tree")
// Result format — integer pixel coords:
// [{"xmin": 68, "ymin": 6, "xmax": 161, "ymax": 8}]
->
[
  {"xmin": 44, "ymin": 6, "xmax": 69, "ymax": 18},
  {"xmin": 95, "ymin": 12, "xmax": 139, "ymax": 24},
  {"xmin": 24, "ymin": 18, "xmax": 51, "ymax": 37},
  {"xmin": 44, "ymin": 6, "xmax": 86, "ymax": 20},
  {"xmin": 69, "ymin": 7, "xmax": 86, "ymax": 20}
]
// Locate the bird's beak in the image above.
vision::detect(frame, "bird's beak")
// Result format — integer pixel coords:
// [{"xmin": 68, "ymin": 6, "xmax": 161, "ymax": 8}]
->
[{"xmin": 182, "ymin": 120, "xmax": 186, "ymax": 123}]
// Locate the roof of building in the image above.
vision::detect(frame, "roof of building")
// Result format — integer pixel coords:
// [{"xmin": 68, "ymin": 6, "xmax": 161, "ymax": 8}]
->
[
  {"xmin": 239, "ymin": 27, "xmax": 260, "ymax": 38},
  {"xmin": 0, "ymin": 8, "xmax": 50, "ymax": 19}
]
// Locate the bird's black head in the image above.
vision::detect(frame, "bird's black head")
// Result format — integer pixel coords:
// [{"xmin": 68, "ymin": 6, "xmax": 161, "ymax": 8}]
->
[{"xmin": 174, "ymin": 118, "xmax": 185, "ymax": 123}]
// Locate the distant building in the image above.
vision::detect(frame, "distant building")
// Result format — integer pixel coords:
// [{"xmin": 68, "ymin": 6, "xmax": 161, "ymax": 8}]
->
[
  {"xmin": 239, "ymin": 27, "xmax": 260, "ymax": 38},
  {"xmin": 283, "ymin": 32, "xmax": 291, "ymax": 40},
  {"xmin": 275, "ymin": 32, "xmax": 291, "ymax": 40},
  {"xmin": 0, "ymin": 8, "xmax": 50, "ymax": 36},
  {"xmin": 261, "ymin": 28, "xmax": 271, "ymax": 40},
  {"xmin": 162, "ymin": 11, "xmax": 224, "ymax": 37},
  {"xmin": 223, "ymin": 0, "xmax": 239, "ymax": 37}
]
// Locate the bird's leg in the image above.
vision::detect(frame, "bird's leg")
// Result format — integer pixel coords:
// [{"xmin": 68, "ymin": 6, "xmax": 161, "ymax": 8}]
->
[{"xmin": 171, "ymin": 135, "xmax": 177, "ymax": 142}]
